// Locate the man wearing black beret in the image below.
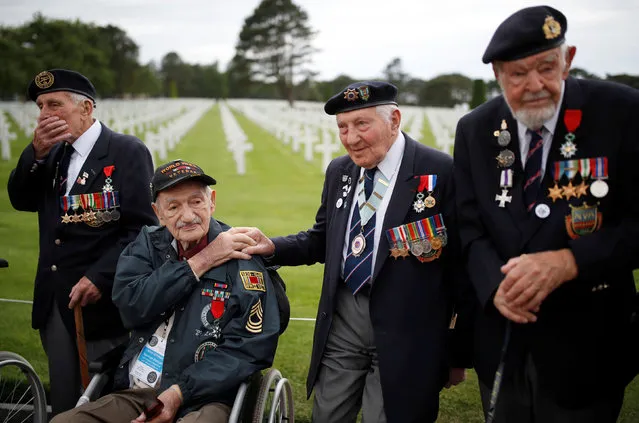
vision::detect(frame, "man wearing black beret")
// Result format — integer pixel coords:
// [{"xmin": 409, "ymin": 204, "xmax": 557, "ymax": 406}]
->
[
  {"xmin": 7, "ymin": 69, "xmax": 158, "ymax": 416},
  {"xmin": 245, "ymin": 81, "xmax": 475, "ymax": 422},
  {"xmin": 453, "ymin": 5, "xmax": 639, "ymax": 422}
]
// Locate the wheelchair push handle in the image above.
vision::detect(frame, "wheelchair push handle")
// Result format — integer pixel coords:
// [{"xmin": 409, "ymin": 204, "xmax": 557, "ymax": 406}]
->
[{"xmin": 0, "ymin": 258, "xmax": 8, "ymax": 268}]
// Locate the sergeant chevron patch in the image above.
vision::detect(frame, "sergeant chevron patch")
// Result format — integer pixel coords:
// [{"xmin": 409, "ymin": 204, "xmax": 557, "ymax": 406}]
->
[{"xmin": 246, "ymin": 298, "xmax": 264, "ymax": 334}]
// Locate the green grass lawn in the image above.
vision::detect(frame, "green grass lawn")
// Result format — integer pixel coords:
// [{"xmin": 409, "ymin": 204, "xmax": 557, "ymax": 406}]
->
[{"xmin": 1, "ymin": 106, "xmax": 638, "ymax": 422}]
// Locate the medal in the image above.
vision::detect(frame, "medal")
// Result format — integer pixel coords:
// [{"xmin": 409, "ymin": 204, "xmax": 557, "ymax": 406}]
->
[
  {"xmin": 562, "ymin": 181, "xmax": 577, "ymax": 201},
  {"xmin": 560, "ymin": 110, "xmax": 582, "ymax": 159},
  {"xmin": 102, "ymin": 165, "xmax": 115, "ymax": 192},
  {"xmin": 547, "ymin": 182, "xmax": 563, "ymax": 202},
  {"xmin": 413, "ymin": 174, "xmax": 437, "ymax": 212},
  {"xmin": 495, "ymin": 189, "xmax": 512, "ymax": 208},
  {"xmin": 413, "ymin": 193, "xmax": 425, "ymax": 213},
  {"xmin": 430, "ymin": 237, "xmax": 442, "ymax": 251},
  {"xmin": 336, "ymin": 198, "xmax": 343, "ymax": 208},
  {"xmin": 496, "ymin": 149, "xmax": 515, "ymax": 168},
  {"xmin": 351, "ymin": 233, "xmax": 366, "ymax": 257},
  {"xmin": 61, "ymin": 213, "xmax": 71, "ymax": 224},
  {"xmin": 535, "ymin": 203, "xmax": 551, "ymax": 219},
  {"xmin": 110, "ymin": 209, "xmax": 121, "ymax": 221},
  {"xmin": 410, "ymin": 241, "xmax": 424, "ymax": 257},
  {"xmin": 590, "ymin": 179, "xmax": 609, "ymax": 198}
]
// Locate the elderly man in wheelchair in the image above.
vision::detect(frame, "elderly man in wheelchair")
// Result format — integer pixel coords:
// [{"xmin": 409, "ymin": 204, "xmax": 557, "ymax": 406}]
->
[{"xmin": 52, "ymin": 159, "xmax": 287, "ymax": 423}]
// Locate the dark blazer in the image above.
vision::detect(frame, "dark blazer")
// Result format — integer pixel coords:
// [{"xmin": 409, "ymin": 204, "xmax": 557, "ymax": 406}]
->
[
  {"xmin": 453, "ymin": 77, "xmax": 639, "ymax": 407},
  {"xmin": 8, "ymin": 124, "xmax": 157, "ymax": 340},
  {"xmin": 271, "ymin": 134, "xmax": 474, "ymax": 423}
]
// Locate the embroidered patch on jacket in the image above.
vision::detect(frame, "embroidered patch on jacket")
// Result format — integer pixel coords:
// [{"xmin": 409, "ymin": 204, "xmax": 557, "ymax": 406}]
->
[
  {"xmin": 240, "ymin": 271, "xmax": 266, "ymax": 292},
  {"xmin": 246, "ymin": 298, "xmax": 264, "ymax": 334}
]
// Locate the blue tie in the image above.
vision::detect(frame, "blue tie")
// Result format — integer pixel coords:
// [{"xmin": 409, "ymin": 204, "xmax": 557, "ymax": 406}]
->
[
  {"xmin": 343, "ymin": 167, "xmax": 377, "ymax": 294},
  {"xmin": 524, "ymin": 129, "xmax": 544, "ymax": 212}
]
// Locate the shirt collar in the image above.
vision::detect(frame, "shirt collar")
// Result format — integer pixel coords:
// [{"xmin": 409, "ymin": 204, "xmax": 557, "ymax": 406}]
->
[
  {"xmin": 71, "ymin": 119, "xmax": 102, "ymax": 157},
  {"xmin": 517, "ymin": 80, "xmax": 565, "ymax": 137},
  {"xmin": 375, "ymin": 131, "xmax": 405, "ymax": 180}
]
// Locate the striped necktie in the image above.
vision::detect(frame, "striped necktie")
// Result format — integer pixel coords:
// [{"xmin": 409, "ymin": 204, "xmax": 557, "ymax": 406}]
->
[
  {"xmin": 343, "ymin": 167, "xmax": 377, "ymax": 295},
  {"xmin": 523, "ymin": 129, "xmax": 544, "ymax": 212}
]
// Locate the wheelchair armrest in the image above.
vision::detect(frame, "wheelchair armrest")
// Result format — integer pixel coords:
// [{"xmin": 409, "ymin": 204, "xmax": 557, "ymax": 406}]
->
[
  {"xmin": 88, "ymin": 343, "xmax": 127, "ymax": 373},
  {"xmin": 0, "ymin": 259, "xmax": 8, "ymax": 268}
]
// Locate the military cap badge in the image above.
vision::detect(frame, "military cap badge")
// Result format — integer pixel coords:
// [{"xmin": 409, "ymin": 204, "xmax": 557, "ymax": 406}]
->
[
  {"xmin": 543, "ymin": 15, "xmax": 561, "ymax": 39},
  {"xmin": 35, "ymin": 71, "xmax": 55, "ymax": 89},
  {"xmin": 343, "ymin": 88, "xmax": 359, "ymax": 102}
]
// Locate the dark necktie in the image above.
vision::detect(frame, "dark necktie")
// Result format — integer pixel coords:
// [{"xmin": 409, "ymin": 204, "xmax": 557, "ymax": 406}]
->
[
  {"xmin": 58, "ymin": 143, "xmax": 73, "ymax": 194},
  {"xmin": 343, "ymin": 167, "xmax": 377, "ymax": 294},
  {"xmin": 523, "ymin": 129, "xmax": 544, "ymax": 212}
]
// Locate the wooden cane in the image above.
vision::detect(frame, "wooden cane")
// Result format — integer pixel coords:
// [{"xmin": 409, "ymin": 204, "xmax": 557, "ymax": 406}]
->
[{"xmin": 74, "ymin": 305, "xmax": 91, "ymax": 389}]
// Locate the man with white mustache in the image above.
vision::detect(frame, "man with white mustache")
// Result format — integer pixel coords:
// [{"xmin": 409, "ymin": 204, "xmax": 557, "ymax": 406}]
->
[{"xmin": 453, "ymin": 5, "xmax": 639, "ymax": 422}]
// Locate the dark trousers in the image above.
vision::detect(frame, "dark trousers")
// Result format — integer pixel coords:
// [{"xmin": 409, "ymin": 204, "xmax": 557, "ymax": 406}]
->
[{"xmin": 479, "ymin": 354, "xmax": 624, "ymax": 423}]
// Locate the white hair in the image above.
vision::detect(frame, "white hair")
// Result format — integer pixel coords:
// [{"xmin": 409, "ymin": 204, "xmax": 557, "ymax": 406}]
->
[
  {"xmin": 494, "ymin": 41, "xmax": 571, "ymax": 78},
  {"xmin": 67, "ymin": 92, "xmax": 90, "ymax": 105},
  {"xmin": 375, "ymin": 104, "xmax": 400, "ymax": 124}
]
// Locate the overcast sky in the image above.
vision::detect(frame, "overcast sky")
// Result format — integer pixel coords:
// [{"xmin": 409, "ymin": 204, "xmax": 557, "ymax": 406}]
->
[{"xmin": 1, "ymin": 0, "xmax": 637, "ymax": 82}]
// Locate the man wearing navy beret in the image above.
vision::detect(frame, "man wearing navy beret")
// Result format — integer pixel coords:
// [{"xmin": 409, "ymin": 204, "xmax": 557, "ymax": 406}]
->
[
  {"xmin": 453, "ymin": 5, "xmax": 639, "ymax": 422},
  {"xmin": 245, "ymin": 81, "xmax": 475, "ymax": 422},
  {"xmin": 7, "ymin": 69, "xmax": 158, "ymax": 416}
]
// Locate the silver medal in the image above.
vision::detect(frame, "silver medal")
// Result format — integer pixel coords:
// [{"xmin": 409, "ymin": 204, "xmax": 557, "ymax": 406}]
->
[
  {"xmin": 590, "ymin": 179, "xmax": 609, "ymax": 198},
  {"xmin": 110, "ymin": 209, "xmax": 121, "ymax": 221},
  {"xmin": 351, "ymin": 233, "xmax": 366, "ymax": 256},
  {"xmin": 410, "ymin": 241, "xmax": 424, "ymax": 256},
  {"xmin": 336, "ymin": 198, "xmax": 343, "ymax": 208},
  {"xmin": 496, "ymin": 149, "xmax": 515, "ymax": 168},
  {"xmin": 497, "ymin": 130, "xmax": 511, "ymax": 147}
]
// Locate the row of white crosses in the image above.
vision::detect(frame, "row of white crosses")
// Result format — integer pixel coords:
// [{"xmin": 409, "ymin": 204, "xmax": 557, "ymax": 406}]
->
[
  {"xmin": 424, "ymin": 104, "xmax": 470, "ymax": 154},
  {"xmin": 0, "ymin": 112, "xmax": 17, "ymax": 161},
  {"xmin": 218, "ymin": 101, "xmax": 252, "ymax": 175}
]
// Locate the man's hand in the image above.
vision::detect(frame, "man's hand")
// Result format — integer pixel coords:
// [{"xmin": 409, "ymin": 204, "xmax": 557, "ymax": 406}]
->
[
  {"xmin": 499, "ymin": 249, "xmax": 578, "ymax": 313},
  {"xmin": 131, "ymin": 385, "xmax": 182, "ymax": 423},
  {"xmin": 188, "ymin": 227, "xmax": 257, "ymax": 278},
  {"xmin": 493, "ymin": 287, "xmax": 538, "ymax": 324},
  {"xmin": 240, "ymin": 227, "xmax": 275, "ymax": 257},
  {"xmin": 444, "ymin": 368, "xmax": 467, "ymax": 388},
  {"xmin": 68, "ymin": 276, "xmax": 102, "ymax": 309},
  {"xmin": 32, "ymin": 116, "xmax": 72, "ymax": 160}
]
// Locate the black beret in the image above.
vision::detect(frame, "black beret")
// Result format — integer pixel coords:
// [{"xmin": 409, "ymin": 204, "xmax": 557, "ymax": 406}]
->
[
  {"xmin": 482, "ymin": 5, "xmax": 567, "ymax": 64},
  {"xmin": 324, "ymin": 81, "xmax": 398, "ymax": 115},
  {"xmin": 151, "ymin": 159, "xmax": 216, "ymax": 201},
  {"xmin": 27, "ymin": 69, "xmax": 97, "ymax": 102}
]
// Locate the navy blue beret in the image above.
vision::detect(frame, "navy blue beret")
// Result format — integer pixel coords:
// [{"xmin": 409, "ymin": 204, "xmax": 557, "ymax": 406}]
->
[
  {"xmin": 28, "ymin": 69, "xmax": 97, "ymax": 102},
  {"xmin": 482, "ymin": 5, "xmax": 567, "ymax": 64},
  {"xmin": 324, "ymin": 81, "xmax": 398, "ymax": 115}
]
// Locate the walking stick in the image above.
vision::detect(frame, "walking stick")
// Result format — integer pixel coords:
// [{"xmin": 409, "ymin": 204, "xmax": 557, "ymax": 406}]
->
[
  {"xmin": 486, "ymin": 322, "xmax": 512, "ymax": 423},
  {"xmin": 74, "ymin": 305, "xmax": 90, "ymax": 389}
]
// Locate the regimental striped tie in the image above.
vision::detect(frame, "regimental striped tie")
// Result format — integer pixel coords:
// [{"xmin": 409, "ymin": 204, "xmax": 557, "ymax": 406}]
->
[
  {"xmin": 343, "ymin": 167, "xmax": 377, "ymax": 295},
  {"xmin": 523, "ymin": 129, "xmax": 544, "ymax": 212}
]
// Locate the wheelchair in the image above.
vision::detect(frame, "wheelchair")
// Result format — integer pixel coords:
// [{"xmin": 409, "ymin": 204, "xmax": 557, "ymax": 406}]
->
[{"xmin": 75, "ymin": 343, "xmax": 294, "ymax": 423}]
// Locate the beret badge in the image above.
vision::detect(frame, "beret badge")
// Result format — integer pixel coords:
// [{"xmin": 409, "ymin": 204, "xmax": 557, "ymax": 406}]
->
[
  {"xmin": 343, "ymin": 88, "xmax": 359, "ymax": 102},
  {"xmin": 358, "ymin": 86, "xmax": 370, "ymax": 101},
  {"xmin": 35, "ymin": 71, "xmax": 55, "ymax": 89},
  {"xmin": 542, "ymin": 15, "xmax": 561, "ymax": 40}
]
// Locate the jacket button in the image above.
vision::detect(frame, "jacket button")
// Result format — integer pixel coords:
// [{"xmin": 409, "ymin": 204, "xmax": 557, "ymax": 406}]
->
[
  {"xmin": 320, "ymin": 312, "xmax": 327, "ymax": 319},
  {"xmin": 55, "ymin": 239, "xmax": 61, "ymax": 246},
  {"xmin": 51, "ymin": 265, "xmax": 57, "ymax": 272},
  {"xmin": 138, "ymin": 337, "xmax": 144, "ymax": 343}
]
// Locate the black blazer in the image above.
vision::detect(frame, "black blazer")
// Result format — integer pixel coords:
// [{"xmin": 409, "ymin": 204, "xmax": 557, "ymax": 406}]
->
[
  {"xmin": 271, "ymin": 134, "xmax": 474, "ymax": 423},
  {"xmin": 8, "ymin": 124, "xmax": 158, "ymax": 340},
  {"xmin": 453, "ymin": 77, "xmax": 639, "ymax": 407}
]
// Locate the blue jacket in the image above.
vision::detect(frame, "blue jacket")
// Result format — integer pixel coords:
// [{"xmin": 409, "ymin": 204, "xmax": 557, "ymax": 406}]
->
[{"xmin": 112, "ymin": 218, "xmax": 280, "ymax": 415}]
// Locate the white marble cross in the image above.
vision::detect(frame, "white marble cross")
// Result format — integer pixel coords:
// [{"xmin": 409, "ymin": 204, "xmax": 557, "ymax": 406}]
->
[
  {"xmin": 0, "ymin": 114, "xmax": 17, "ymax": 161},
  {"xmin": 316, "ymin": 129, "xmax": 341, "ymax": 172}
]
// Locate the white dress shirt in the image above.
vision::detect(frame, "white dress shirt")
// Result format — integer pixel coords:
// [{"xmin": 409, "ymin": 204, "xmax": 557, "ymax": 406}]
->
[
  {"xmin": 341, "ymin": 131, "xmax": 406, "ymax": 277},
  {"xmin": 64, "ymin": 119, "xmax": 102, "ymax": 195}
]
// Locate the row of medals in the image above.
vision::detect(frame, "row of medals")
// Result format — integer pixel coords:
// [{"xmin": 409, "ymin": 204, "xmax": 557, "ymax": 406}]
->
[
  {"xmin": 493, "ymin": 120, "xmax": 609, "ymax": 211},
  {"xmin": 391, "ymin": 234, "xmax": 444, "ymax": 259},
  {"xmin": 62, "ymin": 207, "xmax": 121, "ymax": 225}
]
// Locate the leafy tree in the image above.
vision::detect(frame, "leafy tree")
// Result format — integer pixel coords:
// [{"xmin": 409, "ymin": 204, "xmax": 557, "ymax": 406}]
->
[
  {"xmin": 419, "ymin": 74, "xmax": 472, "ymax": 107},
  {"xmin": 235, "ymin": 0, "xmax": 317, "ymax": 106},
  {"xmin": 470, "ymin": 79, "xmax": 487, "ymax": 109},
  {"xmin": 605, "ymin": 74, "xmax": 639, "ymax": 90},
  {"xmin": 570, "ymin": 67, "xmax": 600, "ymax": 80}
]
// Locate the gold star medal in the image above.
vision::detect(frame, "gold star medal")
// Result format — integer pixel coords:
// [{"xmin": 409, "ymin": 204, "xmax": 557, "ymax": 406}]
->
[
  {"xmin": 575, "ymin": 181, "xmax": 589, "ymax": 198},
  {"xmin": 562, "ymin": 181, "xmax": 577, "ymax": 201},
  {"xmin": 547, "ymin": 182, "xmax": 563, "ymax": 202}
]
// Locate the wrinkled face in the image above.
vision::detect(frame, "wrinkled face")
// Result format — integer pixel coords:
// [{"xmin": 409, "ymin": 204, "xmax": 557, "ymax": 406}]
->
[
  {"xmin": 336, "ymin": 107, "xmax": 400, "ymax": 169},
  {"xmin": 495, "ymin": 46, "xmax": 575, "ymax": 130},
  {"xmin": 35, "ymin": 91, "xmax": 92, "ymax": 142},
  {"xmin": 152, "ymin": 180, "xmax": 215, "ymax": 245}
]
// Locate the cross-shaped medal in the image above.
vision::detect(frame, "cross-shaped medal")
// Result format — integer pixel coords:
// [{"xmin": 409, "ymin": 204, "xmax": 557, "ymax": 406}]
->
[{"xmin": 495, "ymin": 189, "xmax": 512, "ymax": 208}]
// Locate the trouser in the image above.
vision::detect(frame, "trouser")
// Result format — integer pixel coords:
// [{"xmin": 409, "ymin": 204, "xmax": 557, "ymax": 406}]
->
[
  {"xmin": 312, "ymin": 283, "xmax": 386, "ymax": 423},
  {"xmin": 50, "ymin": 388, "xmax": 231, "ymax": 423},
  {"xmin": 40, "ymin": 298, "xmax": 128, "ymax": 416},
  {"xmin": 479, "ymin": 353, "xmax": 624, "ymax": 423}
]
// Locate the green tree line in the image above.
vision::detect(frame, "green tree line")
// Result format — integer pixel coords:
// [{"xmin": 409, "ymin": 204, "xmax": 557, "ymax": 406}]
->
[{"xmin": 2, "ymin": 9, "xmax": 637, "ymax": 106}]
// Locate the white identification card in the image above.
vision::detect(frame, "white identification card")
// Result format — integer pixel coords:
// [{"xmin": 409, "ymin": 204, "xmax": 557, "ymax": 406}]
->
[{"xmin": 130, "ymin": 334, "xmax": 167, "ymax": 388}]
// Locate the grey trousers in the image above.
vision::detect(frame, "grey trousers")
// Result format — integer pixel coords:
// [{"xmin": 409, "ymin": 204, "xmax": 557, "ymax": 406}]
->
[
  {"xmin": 479, "ymin": 353, "xmax": 624, "ymax": 423},
  {"xmin": 50, "ymin": 388, "xmax": 231, "ymax": 423},
  {"xmin": 312, "ymin": 283, "xmax": 387, "ymax": 423},
  {"xmin": 40, "ymin": 299, "xmax": 129, "ymax": 416}
]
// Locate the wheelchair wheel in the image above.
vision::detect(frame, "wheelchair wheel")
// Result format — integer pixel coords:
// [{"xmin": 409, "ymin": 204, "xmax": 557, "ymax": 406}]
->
[
  {"xmin": 251, "ymin": 368, "xmax": 294, "ymax": 423},
  {"xmin": 0, "ymin": 351, "xmax": 48, "ymax": 423}
]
